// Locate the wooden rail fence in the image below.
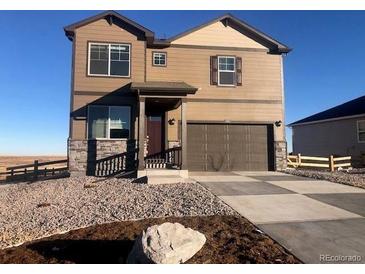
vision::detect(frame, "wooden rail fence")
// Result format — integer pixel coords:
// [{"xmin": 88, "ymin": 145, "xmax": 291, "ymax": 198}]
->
[
  {"xmin": 0, "ymin": 159, "xmax": 68, "ymax": 183},
  {"xmin": 287, "ymin": 154, "xmax": 351, "ymax": 171}
]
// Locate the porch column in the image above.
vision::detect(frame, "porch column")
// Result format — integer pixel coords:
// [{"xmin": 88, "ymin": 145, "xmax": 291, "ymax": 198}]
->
[
  {"xmin": 138, "ymin": 97, "xmax": 145, "ymax": 170},
  {"xmin": 181, "ymin": 98, "xmax": 187, "ymax": 170}
]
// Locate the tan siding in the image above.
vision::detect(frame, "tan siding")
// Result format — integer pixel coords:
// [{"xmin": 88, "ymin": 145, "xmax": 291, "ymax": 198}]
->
[
  {"xmin": 148, "ymin": 46, "xmax": 285, "ymax": 142},
  {"xmin": 71, "ymin": 94, "xmax": 137, "ymax": 139},
  {"xmin": 73, "ymin": 19, "xmax": 145, "ymax": 93},
  {"xmin": 69, "ymin": 18, "xmax": 285, "ymax": 143},
  {"xmin": 146, "ymin": 47, "xmax": 283, "ymax": 101},
  {"xmin": 71, "ymin": 18, "xmax": 145, "ymax": 139},
  {"xmin": 171, "ymin": 21, "xmax": 267, "ymax": 49},
  {"xmin": 167, "ymin": 102, "xmax": 284, "ymax": 141}
]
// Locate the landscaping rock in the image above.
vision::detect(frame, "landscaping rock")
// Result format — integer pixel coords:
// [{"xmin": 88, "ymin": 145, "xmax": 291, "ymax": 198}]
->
[
  {"xmin": 127, "ymin": 222, "xmax": 206, "ymax": 264},
  {"xmin": 284, "ymin": 169, "xmax": 365, "ymax": 189},
  {"xmin": 0, "ymin": 177, "xmax": 235, "ymax": 249}
]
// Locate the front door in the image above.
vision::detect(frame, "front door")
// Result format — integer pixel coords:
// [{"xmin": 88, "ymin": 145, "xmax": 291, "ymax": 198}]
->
[{"xmin": 147, "ymin": 114, "xmax": 164, "ymax": 156}]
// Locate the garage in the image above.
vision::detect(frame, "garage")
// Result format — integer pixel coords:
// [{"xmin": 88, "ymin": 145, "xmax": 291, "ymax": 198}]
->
[{"xmin": 187, "ymin": 123, "xmax": 275, "ymax": 171}]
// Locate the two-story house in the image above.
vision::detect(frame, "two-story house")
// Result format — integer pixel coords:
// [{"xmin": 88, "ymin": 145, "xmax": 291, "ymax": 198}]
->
[{"xmin": 64, "ymin": 11, "xmax": 291, "ymax": 178}]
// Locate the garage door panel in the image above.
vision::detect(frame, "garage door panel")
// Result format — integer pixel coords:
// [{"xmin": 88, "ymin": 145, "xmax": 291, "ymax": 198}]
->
[
  {"xmin": 187, "ymin": 124, "xmax": 206, "ymax": 171},
  {"xmin": 227, "ymin": 125, "xmax": 246, "ymax": 170},
  {"xmin": 206, "ymin": 124, "xmax": 228, "ymax": 171},
  {"xmin": 247, "ymin": 125, "xmax": 268, "ymax": 171},
  {"xmin": 187, "ymin": 123, "xmax": 274, "ymax": 171}
]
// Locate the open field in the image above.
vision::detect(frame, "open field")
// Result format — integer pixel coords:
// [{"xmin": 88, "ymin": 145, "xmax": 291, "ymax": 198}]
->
[{"xmin": 0, "ymin": 156, "xmax": 66, "ymax": 179}]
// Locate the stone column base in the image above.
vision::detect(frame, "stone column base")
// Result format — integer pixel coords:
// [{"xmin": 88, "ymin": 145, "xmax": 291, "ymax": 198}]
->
[{"xmin": 274, "ymin": 141, "xmax": 287, "ymax": 171}]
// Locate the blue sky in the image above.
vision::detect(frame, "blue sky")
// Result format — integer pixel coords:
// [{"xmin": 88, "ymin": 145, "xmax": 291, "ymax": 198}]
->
[{"xmin": 0, "ymin": 10, "xmax": 365, "ymax": 155}]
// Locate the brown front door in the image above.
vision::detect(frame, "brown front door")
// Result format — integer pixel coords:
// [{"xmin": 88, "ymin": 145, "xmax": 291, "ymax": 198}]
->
[{"xmin": 147, "ymin": 114, "xmax": 164, "ymax": 156}]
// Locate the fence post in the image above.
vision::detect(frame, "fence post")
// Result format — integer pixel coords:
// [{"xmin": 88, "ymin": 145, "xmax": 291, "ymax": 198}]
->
[
  {"xmin": 297, "ymin": 153, "xmax": 301, "ymax": 167},
  {"xmin": 329, "ymin": 155, "xmax": 334, "ymax": 172},
  {"xmin": 34, "ymin": 160, "xmax": 39, "ymax": 181}
]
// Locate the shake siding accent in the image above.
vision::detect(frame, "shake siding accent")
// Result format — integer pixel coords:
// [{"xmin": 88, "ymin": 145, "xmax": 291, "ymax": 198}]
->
[{"xmin": 171, "ymin": 21, "xmax": 267, "ymax": 49}]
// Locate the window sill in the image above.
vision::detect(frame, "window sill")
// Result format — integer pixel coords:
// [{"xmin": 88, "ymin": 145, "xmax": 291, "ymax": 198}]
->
[
  {"xmin": 88, "ymin": 138, "xmax": 130, "ymax": 141},
  {"xmin": 217, "ymin": 84, "xmax": 237, "ymax": 87},
  {"xmin": 87, "ymin": 74, "xmax": 131, "ymax": 79}
]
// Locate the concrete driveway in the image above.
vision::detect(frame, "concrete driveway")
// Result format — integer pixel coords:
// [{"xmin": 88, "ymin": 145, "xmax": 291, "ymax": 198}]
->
[{"xmin": 190, "ymin": 171, "xmax": 365, "ymax": 263}]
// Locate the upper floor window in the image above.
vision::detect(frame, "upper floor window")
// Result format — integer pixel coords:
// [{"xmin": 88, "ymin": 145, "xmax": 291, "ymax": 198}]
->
[
  {"xmin": 88, "ymin": 43, "xmax": 130, "ymax": 77},
  {"xmin": 358, "ymin": 120, "xmax": 365, "ymax": 142},
  {"xmin": 210, "ymin": 55, "xmax": 242, "ymax": 86},
  {"xmin": 88, "ymin": 105, "xmax": 131, "ymax": 139},
  {"xmin": 153, "ymin": 52, "xmax": 167, "ymax": 66},
  {"xmin": 218, "ymin": 56, "xmax": 236, "ymax": 86}
]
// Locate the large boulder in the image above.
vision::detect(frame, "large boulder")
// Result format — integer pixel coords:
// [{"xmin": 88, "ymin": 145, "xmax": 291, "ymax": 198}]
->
[{"xmin": 127, "ymin": 222, "xmax": 206, "ymax": 264}]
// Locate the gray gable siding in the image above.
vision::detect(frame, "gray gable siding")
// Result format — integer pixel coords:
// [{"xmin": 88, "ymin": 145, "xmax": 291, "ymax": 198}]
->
[{"xmin": 292, "ymin": 116, "xmax": 365, "ymax": 165}]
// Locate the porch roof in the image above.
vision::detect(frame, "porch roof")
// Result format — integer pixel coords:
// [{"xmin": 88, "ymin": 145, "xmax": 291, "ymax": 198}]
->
[{"xmin": 131, "ymin": 81, "xmax": 198, "ymax": 96}]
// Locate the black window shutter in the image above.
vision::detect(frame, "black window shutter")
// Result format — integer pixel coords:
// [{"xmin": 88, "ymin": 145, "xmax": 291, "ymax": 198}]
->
[
  {"xmin": 210, "ymin": 56, "xmax": 218, "ymax": 85},
  {"xmin": 236, "ymin": 57, "xmax": 242, "ymax": 86}
]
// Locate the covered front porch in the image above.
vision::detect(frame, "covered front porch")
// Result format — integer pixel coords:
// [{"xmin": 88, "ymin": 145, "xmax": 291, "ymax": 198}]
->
[{"xmin": 130, "ymin": 81, "xmax": 198, "ymax": 178}]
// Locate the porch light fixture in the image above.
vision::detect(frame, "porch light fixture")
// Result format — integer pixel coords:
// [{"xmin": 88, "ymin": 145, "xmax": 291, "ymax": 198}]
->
[
  {"xmin": 275, "ymin": 120, "xmax": 282, "ymax": 127},
  {"xmin": 168, "ymin": 118, "xmax": 176, "ymax": 125}
]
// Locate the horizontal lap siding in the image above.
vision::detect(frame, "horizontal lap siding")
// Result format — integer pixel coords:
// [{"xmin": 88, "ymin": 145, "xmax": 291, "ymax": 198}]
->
[
  {"xmin": 167, "ymin": 102, "xmax": 284, "ymax": 141},
  {"xmin": 147, "ymin": 47, "xmax": 282, "ymax": 101},
  {"xmin": 74, "ymin": 19, "xmax": 145, "ymax": 92},
  {"xmin": 293, "ymin": 117, "xmax": 365, "ymax": 158},
  {"xmin": 71, "ymin": 19, "xmax": 145, "ymax": 140},
  {"xmin": 152, "ymin": 47, "xmax": 285, "ymax": 142}
]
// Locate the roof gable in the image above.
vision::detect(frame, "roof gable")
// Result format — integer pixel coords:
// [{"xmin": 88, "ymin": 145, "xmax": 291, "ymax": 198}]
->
[
  {"xmin": 289, "ymin": 95, "xmax": 365, "ymax": 126},
  {"xmin": 64, "ymin": 11, "xmax": 154, "ymax": 41},
  {"xmin": 64, "ymin": 11, "xmax": 291, "ymax": 54},
  {"xmin": 168, "ymin": 14, "xmax": 291, "ymax": 54},
  {"xmin": 171, "ymin": 21, "xmax": 267, "ymax": 49}
]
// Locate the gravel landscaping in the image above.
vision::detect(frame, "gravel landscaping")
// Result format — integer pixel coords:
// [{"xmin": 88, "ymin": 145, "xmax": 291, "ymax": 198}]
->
[
  {"xmin": 283, "ymin": 169, "xmax": 365, "ymax": 189},
  {"xmin": 0, "ymin": 177, "xmax": 235, "ymax": 249},
  {"xmin": 0, "ymin": 215, "xmax": 300, "ymax": 264}
]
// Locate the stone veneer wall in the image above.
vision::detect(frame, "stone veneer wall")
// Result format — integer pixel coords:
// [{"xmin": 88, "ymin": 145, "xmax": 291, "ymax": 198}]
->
[
  {"xmin": 68, "ymin": 139, "xmax": 135, "ymax": 175},
  {"xmin": 274, "ymin": 141, "xmax": 287, "ymax": 171}
]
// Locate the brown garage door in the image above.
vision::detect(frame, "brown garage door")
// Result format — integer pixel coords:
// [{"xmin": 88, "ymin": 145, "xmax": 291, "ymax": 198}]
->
[{"xmin": 187, "ymin": 123, "xmax": 274, "ymax": 171}]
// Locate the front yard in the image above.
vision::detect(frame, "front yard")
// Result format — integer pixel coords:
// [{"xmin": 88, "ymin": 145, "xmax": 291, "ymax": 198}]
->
[
  {"xmin": 284, "ymin": 169, "xmax": 365, "ymax": 189},
  {"xmin": 0, "ymin": 177, "xmax": 299, "ymax": 263}
]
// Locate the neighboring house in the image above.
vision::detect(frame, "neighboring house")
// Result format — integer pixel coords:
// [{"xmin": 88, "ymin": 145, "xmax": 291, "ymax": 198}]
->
[
  {"xmin": 64, "ymin": 10, "xmax": 291, "ymax": 177},
  {"xmin": 289, "ymin": 95, "xmax": 365, "ymax": 166}
]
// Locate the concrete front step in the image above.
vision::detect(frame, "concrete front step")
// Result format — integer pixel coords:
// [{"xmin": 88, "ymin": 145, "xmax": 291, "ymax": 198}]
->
[
  {"xmin": 138, "ymin": 169, "xmax": 188, "ymax": 178},
  {"xmin": 146, "ymin": 175, "xmax": 193, "ymax": 185}
]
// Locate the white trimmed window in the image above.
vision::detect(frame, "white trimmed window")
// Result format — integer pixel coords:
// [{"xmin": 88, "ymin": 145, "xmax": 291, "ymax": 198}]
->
[
  {"xmin": 357, "ymin": 120, "xmax": 365, "ymax": 142},
  {"xmin": 88, "ymin": 43, "xmax": 130, "ymax": 77},
  {"xmin": 153, "ymin": 52, "xmax": 166, "ymax": 66},
  {"xmin": 218, "ymin": 56, "xmax": 236, "ymax": 86},
  {"xmin": 88, "ymin": 106, "xmax": 131, "ymax": 139}
]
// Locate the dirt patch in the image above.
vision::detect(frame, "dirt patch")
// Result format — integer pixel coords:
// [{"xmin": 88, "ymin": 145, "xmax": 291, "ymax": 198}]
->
[
  {"xmin": 284, "ymin": 169, "xmax": 365, "ymax": 189},
  {"xmin": 0, "ymin": 215, "xmax": 300, "ymax": 264}
]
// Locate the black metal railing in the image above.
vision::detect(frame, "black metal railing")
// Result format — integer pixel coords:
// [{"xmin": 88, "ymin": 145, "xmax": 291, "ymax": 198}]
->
[
  {"xmin": 144, "ymin": 146, "xmax": 182, "ymax": 169},
  {"xmin": 90, "ymin": 149, "xmax": 139, "ymax": 177},
  {"xmin": 0, "ymin": 159, "xmax": 69, "ymax": 183}
]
